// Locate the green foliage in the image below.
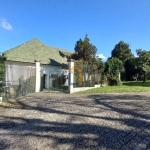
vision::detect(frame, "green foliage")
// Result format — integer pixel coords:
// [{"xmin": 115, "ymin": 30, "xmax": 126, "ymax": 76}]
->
[
  {"xmin": 100, "ymin": 74, "xmax": 107, "ymax": 86},
  {"xmin": 0, "ymin": 55, "xmax": 6, "ymax": 95},
  {"xmin": 0, "ymin": 55, "xmax": 6, "ymax": 62},
  {"xmin": 111, "ymin": 41, "xmax": 133, "ymax": 62},
  {"xmin": 61, "ymin": 85, "xmax": 68, "ymax": 92},
  {"xmin": 105, "ymin": 57, "xmax": 122, "ymax": 79},
  {"xmin": 136, "ymin": 49, "xmax": 150, "ymax": 83},
  {"xmin": 72, "ymin": 36, "xmax": 150, "ymax": 84},
  {"xmin": 120, "ymin": 70, "xmax": 126, "ymax": 81},
  {"xmin": 107, "ymin": 76, "xmax": 122, "ymax": 86},
  {"xmin": 71, "ymin": 53, "xmax": 78, "ymax": 60},
  {"xmin": 124, "ymin": 57, "xmax": 140, "ymax": 81},
  {"xmin": 95, "ymin": 57, "xmax": 105, "ymax": 73},
  {"xmin": 73, "ymin": 34, "xmax": 97, "ymax": 64}
]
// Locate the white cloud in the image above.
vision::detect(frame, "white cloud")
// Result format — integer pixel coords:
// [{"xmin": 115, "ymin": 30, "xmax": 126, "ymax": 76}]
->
[
  {"xmin": 97, "ymin": 54, "xmax": 106, "ymax": 60},
  {"xmin": 0, "ymin": 18, "xmax": 13, "ymax": 30}
]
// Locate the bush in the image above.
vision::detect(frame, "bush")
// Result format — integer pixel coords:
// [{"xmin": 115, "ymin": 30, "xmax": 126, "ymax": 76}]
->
[
  {"xmin": 61, "ymin": 86, "xmax": 68, "ymax": 92},
  {"xmin": 100, "ymin": 75, "xmax": 107, "ymax": 86},
  {"xmin": 107, "ymin": 76, "xmax": 122, "ymax": 86}
]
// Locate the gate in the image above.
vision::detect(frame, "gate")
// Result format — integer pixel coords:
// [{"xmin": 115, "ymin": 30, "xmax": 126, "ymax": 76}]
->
[
  {"xmin": 4, "ymin": 64, "xmax": 36, "ymax": 99},
  {"xmin": 74, "ymin": 61, "xmax": 97, "ymax": 87},
  {"xmin": 49, "ymin": 69, "xmax": 69, "ymax": 93}
]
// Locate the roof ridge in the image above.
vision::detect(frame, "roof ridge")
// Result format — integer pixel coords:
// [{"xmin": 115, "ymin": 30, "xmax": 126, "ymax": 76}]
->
[
  {"xmin": 59, "ymin": 49, "xmax": 74, "ymax": 53},
  {"xmin": 48, "ymin": 45, "xmax": 73, "ymax": 53},
  {"xmin": 3, "ymin": 38, "xmax": 43, "ymax": 55}
]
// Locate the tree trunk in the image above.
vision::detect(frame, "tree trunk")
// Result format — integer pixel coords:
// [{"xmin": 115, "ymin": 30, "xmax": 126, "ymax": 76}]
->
[{"xmin": 143, "ymin": 72, "xmax": 146, "ymax": 83}]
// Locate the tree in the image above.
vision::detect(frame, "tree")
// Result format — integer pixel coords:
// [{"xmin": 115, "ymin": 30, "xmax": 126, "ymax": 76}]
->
[
  {"xmin": 104, "ymin": 58, "xmax": 122, "ymax": 86},
  {"xmin": 111, "ymin": 41, "xmax": 133, "ymax": 63},
  {"xmin": 95, "ymin": 57, "xmax": 105, "ymax": 73},
  {"xmin": 73, "ymin": 34, "xmax": 97, "ymax": 64},
  {"xmin": 95, "ymin": 57, "xmax": 105, "ymax": 85},
  {"xmin": 124, "ymin": 57, "xmax": 140, "ymax": 81},
  {"xmin": 0, "ymin": 55, "xmax": 6, "ymax": 95},
  {"xmin": 136, "ymin": 49, "xmax": 150, "ymax": 83},
  {"xmin": 105, "ymin": 57, "xmax": 122, "ymax": 78}
]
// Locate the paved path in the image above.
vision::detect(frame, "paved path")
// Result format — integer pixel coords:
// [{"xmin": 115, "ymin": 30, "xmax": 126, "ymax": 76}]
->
[{"xmin": 0, "ymin": 92, "xmax": 150, "ymax": 150}]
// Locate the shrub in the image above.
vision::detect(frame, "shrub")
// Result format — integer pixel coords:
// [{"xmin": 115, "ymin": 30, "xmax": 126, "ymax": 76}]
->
[
  {"xmin": 107, "ymin": 76, "xmax": 122, "ymax": 86},
  {"xmin": 100, "ymin": 75, "xmax": 107, "ymax": 86},
  {"xmin": 62, "ymin": 86, "xmax": 68, "ymax": 92}
]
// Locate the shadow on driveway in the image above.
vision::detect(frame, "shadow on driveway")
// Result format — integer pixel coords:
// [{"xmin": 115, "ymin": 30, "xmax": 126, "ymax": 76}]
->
[{"xmin": 0, "ymin": 93, "xmax": 150, "ymax": 149}]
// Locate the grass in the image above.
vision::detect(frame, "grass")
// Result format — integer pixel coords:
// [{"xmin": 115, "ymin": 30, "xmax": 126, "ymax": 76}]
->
[{"xmin": 76, "ymin": 81, "xmax": 150, "ymax": 94}]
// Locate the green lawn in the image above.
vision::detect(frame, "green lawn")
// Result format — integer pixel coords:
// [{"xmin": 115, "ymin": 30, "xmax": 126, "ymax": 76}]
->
[{"xmin": 76, "ymin": 81, "xmax": 150, "ymax": 94}]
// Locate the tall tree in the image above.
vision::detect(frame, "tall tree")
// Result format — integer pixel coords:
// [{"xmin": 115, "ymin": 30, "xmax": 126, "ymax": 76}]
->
[
  {"xmin": 73, "ymin": 34, "xmax": 97, "ymax": 64},
  {"xmin": 111, "ymin": 41, "xmax": 133, "ymax": 63},
  {"xmin": 95, "ymin": 57, "xmax": 105, "ymax": 85},
  {"xmin": 124, "ymin": 57, "xmax": 140, "ymax": 81},
  {"xmin": 136, "ymin": 49, "xmax": 150, "ymax": 83},
  {"xmin": 95, "ymin": 57, "xmax": 105, "ymax": 73},
  {"xmin": 105, "ymin": 58, "xmax": 122, "ymax": 78}
]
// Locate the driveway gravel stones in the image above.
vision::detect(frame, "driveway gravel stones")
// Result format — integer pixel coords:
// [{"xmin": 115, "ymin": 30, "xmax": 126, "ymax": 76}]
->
[{"xmin": 0, "ymin": 92, "xmax": 150, "ymax": 150}]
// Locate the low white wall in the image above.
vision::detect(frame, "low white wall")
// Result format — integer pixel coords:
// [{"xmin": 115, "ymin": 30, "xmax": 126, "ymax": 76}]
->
[{"xmin": 72, "ymin": 84, "xmax": 101, "ymax": 93}]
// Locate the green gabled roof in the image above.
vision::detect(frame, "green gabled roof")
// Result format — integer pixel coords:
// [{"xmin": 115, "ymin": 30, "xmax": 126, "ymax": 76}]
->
[{"xmin": 3, "ymin": 38, "xmax": 73, "ymax": 65}]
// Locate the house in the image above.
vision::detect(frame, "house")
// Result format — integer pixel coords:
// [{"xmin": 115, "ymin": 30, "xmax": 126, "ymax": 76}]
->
[{"xmin": 3, "ymin": 38, "xmax": 73, "ymax": 96}]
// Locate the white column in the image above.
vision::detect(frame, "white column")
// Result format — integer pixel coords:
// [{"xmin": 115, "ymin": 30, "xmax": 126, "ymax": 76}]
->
[
  {"xmin": 68, "ymin": 60, "xmax": 74, "ymax": 93},
  {"xmin": 35, "ymin": 60, "xmax": 41, "ymax": 92}
]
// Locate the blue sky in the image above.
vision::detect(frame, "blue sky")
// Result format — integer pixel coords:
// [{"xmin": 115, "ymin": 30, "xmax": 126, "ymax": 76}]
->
[{"xmin": 0, "ymin": 0, "xmax": 150, "ymax": 60}]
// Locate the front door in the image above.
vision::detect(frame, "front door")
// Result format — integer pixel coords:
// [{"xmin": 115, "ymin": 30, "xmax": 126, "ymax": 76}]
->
[{"xmin": 43, "ymin": 74, "xmax": 47, "ymax": 89}]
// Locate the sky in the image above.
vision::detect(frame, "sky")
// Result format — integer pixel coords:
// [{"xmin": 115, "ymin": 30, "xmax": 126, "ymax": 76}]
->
[{"xmin": 0, "ymin": 0, "xmax": 150, "ymax": 60}]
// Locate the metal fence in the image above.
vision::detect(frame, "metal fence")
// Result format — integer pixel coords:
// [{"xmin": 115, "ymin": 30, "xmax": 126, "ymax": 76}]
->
[
  {"xmin": 4, "ymin": 64, "xmax": 36, "ymax": 100},
  {"xmin": 48, "ymin": 70, "xmax": 69, "ymax": 93},
  {"xmin": 0, "ymin": 56, "xmax": 5, "ymax": 101},
  {"xmin": 74, "ymin": 61, "xmax": 100, "ymax": 87}
]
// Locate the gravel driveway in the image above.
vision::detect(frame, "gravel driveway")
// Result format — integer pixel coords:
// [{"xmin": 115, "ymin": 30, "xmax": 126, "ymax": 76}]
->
[{"xmin": 0, "ymin": 92, "xmax": 150, "ymax": 150}]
